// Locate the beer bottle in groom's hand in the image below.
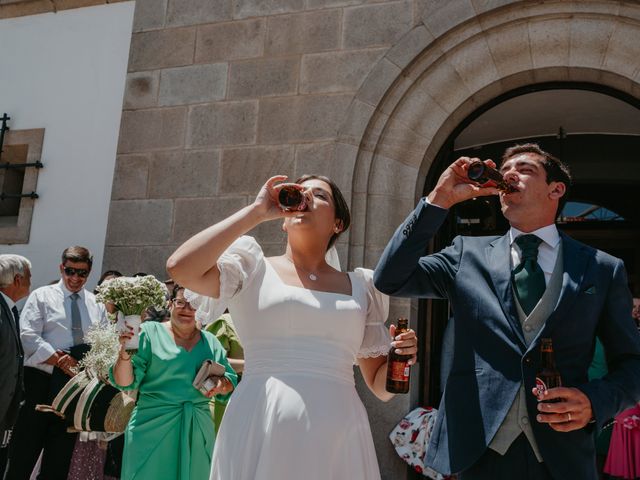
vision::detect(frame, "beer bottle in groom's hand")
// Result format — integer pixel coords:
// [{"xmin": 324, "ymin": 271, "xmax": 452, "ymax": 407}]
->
[{"xmin": 535, "ymin": 338, "xmax": 563, "ymax": 403}]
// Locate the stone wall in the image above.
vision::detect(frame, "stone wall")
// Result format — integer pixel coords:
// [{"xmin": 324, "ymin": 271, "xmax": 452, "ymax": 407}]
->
[{"xmin": 105, "ymin": 0, "xmax": 419, "ymax": 280}]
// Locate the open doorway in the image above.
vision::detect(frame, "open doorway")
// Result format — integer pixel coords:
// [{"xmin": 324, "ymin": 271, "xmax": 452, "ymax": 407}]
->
[{"xmin": 420, "ymin": 83, "xmax": 640, "ymax": 407}]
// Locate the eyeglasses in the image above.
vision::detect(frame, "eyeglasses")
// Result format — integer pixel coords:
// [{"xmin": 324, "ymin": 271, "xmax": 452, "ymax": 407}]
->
[
  {"xmin": 63, "ymin": 267, "xmax": 89, "ymax": 278},
  {"xmin": 172, "ymin": 298, "xmax": 194, "ymax": 310}
]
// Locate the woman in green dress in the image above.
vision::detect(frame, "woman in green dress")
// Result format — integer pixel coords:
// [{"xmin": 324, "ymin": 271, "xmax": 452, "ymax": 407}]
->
[
  {"xmin": 110, "ymin": 286, "xmax": 237, "ymax": 480},
  {"xmin": 205, "ymin": 312, "xmax": 244, "ymax": 433}
]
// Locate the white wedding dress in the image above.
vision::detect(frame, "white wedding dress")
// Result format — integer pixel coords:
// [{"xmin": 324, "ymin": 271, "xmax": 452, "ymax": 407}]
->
[{"xmin": 190, "ymin": 236, "xmax": 390, "ymax": 480}]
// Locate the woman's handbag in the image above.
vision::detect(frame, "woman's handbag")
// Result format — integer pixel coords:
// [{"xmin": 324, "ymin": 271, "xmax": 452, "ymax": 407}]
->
[
  {"xmin": 389, "ymin": 406, "xmax": 451, "ymax": 479},
  {"xmin": 193, "ymin": 359, "xmax": 226, "ymax": 395}
]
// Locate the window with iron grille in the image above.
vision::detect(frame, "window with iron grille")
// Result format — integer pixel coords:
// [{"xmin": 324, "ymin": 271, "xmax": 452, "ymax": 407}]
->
[{"xmin": 0, "ymin": 113, "xmax": 43, "ymax": 244}]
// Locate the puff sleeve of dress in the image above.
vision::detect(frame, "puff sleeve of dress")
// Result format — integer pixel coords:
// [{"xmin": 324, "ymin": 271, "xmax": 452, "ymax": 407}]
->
[
  {"xmin": 185, "ymin": 236, "xmax": 264, "ymax": 326},
  {"xmin": 354, "ymin": 267, "xmax": 391, "ymax": 359}
]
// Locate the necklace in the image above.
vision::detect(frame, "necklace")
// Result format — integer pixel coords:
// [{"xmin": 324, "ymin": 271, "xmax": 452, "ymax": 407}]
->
[{"xmin": 284, "ymin": 255, "xmax": 319, "ymax": 281}]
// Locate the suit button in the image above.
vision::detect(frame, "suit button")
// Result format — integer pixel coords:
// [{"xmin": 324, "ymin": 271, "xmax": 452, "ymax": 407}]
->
[
  {"xmin": 521, "ymin": 417, "xmax": 529, "ymax": 425},
  {"xmin": 524, "ymin": 325, "xmax": 532, "ymax": 332},
  {"xmin": 524, "ymin": 356, "xmax": 532, "ymax": 365}
]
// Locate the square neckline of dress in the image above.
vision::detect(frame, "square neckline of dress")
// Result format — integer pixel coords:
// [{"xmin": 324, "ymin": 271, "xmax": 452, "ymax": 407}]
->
[{"xmin": 264, "ymin": 258, "xmax": 354, "ymax": 298}]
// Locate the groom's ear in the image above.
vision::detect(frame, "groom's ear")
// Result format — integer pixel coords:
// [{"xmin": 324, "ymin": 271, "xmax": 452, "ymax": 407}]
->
[{"xmin": 548, "ymin": 181, "xmax": 566, "ymax": 200}]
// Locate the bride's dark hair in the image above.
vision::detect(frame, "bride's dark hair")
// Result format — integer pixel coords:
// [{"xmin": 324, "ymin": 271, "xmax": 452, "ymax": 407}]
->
[{"xmin": 295, "ymin": 174, "xmax": 351, "ymax": 250}]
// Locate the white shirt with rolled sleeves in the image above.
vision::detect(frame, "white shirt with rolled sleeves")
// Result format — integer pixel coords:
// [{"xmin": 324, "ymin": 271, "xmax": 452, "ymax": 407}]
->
[{"xmin": 20, "ymin": 279, "xmax": 107, "ymax": 374}]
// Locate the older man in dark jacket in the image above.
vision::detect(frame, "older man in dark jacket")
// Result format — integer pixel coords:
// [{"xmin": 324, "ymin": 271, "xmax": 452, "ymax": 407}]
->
[{"xmin": 0, "ymin": 254, "xmax": 31, "ymax": 477}]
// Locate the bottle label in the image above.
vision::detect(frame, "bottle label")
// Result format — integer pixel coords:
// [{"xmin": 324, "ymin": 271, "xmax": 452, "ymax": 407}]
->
[
  {"xmin": 535, "ymin": 377, "xmax": 548, "ymax": 397},
  {"xmin": 390, "ymin": 361, "xmax": 410, "ymax": 382}
]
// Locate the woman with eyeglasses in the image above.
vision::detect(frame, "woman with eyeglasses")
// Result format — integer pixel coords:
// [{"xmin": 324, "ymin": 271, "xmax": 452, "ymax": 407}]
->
[
  {"xmin": 109, "ymin": 285, "xmax": 237, "ymax": 480},
  {"xmin": 167, "ymin": 175, "xmax": 418, "ymax": 480}
]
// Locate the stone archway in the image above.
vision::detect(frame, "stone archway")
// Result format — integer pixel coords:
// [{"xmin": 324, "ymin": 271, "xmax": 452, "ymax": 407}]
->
[
  {"xmin": 330, "ymin": 3, "xmax": 640, "ymax": 477},
  {"xmin": 338, "ymin": 0, "xmax": 640, "ymax": 283}
]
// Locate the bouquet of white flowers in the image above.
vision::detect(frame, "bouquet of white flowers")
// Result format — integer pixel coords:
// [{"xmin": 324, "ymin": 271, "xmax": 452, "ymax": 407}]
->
[
  {"xmin": 96, "ymin": 275, "xmax": 168, "ymax": 349},
  {"xmin": 75, "ymin": 321, "xmax": 121, "ymax": 381},
  {"xmin": 95, "ymin": 275, "xmax": 167, "ymax": 316}
]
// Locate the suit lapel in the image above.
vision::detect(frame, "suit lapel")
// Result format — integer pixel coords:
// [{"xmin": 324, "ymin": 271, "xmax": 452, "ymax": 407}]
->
[
  {"xmin": 486, "ymin": 234, "xmax": 526, "ymax": 348},
  {"xmin": 0, "ymin": 294, "xmax": 20, "ymax": 347},
  {"xmin": 543, "ymin": 233, "xmax": 591, "ymax": 332}
]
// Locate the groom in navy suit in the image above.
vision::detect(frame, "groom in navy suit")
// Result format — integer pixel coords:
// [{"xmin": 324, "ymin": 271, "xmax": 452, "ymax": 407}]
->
[{"xmin": 374, "ymin": 144, "xmax": 640, "ymax": 479}]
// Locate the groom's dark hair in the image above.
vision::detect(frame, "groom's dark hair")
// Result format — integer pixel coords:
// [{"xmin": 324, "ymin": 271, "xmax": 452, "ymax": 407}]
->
[{"xmin": 501, "ymin": 143, "xmax": 572, "ymax": 216}]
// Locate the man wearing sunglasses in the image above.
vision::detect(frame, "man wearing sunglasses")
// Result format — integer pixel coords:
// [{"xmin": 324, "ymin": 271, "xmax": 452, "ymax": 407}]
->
[{"xmin": 5, "ymin": 246, "xmax": 106, "ymax": 480}]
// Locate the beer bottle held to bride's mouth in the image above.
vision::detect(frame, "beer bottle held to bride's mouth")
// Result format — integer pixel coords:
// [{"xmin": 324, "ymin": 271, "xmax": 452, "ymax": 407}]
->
[{"xmin": 278, "ymin": 184, "xmax": 307, "ymax": 211}]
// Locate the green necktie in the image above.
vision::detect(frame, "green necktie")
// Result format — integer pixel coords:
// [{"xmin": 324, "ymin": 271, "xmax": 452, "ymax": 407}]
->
[{"xmin": 512, "ymin": 234, "xmax": 546, "ymax": 315}]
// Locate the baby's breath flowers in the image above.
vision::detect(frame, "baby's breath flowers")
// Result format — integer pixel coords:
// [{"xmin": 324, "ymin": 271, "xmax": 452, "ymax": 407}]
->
[
  {"xmin": 96, "ymin": 275, "xmax": 167, "ymax": 316},
  {"xmin": 74, "ymin": 321, "xmax": 121, "ymax": 381}
]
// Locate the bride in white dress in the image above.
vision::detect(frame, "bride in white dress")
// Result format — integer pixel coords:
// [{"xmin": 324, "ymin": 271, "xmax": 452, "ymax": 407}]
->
[{"xmin": 167, "ymin": 174, "xmax": 418, "ymax": 480}]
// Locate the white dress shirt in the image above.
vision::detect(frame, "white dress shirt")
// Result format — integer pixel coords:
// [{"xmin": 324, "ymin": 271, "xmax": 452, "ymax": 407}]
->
[
  {"xmin": 424, "ymin": 199, "xmax": 562, "ymax": 284},
  {"xmin": 509, "ymin": 224, "xmax": 561, "ymax": 285},
  {"xmin": 20, "ymin": 280, "xmax": 106, "ymax": 374}
]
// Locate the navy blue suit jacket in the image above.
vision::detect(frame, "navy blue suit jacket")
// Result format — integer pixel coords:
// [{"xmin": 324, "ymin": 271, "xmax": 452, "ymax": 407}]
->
[{"xmin": 373, "ymin": 200, "xmax": 640, "ymax": 479}]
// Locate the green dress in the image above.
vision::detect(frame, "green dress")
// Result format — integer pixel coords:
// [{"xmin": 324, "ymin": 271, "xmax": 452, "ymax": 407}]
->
[
  {"xmin": 109, "ymin": 321, "xmax": 237, "ymax": 480},
  {"xmin": 205, "ymin": 313, "xmax": 244, "ymax": 432}
]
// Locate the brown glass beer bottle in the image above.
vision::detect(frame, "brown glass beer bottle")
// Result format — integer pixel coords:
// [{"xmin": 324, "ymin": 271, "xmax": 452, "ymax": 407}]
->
[
  {"xmin": 278, "ymin": 184, "xmax": 306, "ymax": 211},
  {"xmin": 535, "ymin": 338, "xmax": 562, "ymax": 402},
  {"xmin": 385, "ymin": 318, "xmax": 411, "ymax": 394},
  {"xmin": 467, "ymin": 160, "xmax": 517, "ymax": 193}
]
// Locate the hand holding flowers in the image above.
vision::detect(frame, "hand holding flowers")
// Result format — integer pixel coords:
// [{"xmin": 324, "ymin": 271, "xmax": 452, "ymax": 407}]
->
[{"xmin": 96, "ymin": 275, "xmax": 168, "ymax": 349}]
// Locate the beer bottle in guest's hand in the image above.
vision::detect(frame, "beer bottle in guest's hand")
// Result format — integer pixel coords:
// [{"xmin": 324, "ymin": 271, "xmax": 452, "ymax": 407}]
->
[
  {"xmin": 386, "ymin": 318, "xmax": 411, "ymax": 394},
  {"xmin": 535, "ymin": 338, "xmax": 562, "ymax": 403}
]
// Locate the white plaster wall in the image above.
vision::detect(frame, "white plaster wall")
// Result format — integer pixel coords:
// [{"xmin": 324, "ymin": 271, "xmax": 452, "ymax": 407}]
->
[{"xmin": 0, "ymin": 2, "xmax": 135, "ymax": 292}]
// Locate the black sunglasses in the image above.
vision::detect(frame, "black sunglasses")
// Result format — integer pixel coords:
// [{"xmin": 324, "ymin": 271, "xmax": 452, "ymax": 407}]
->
[{"xmin": 63, "ymin": 267, "xmax": 89, "ymax": 278}]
